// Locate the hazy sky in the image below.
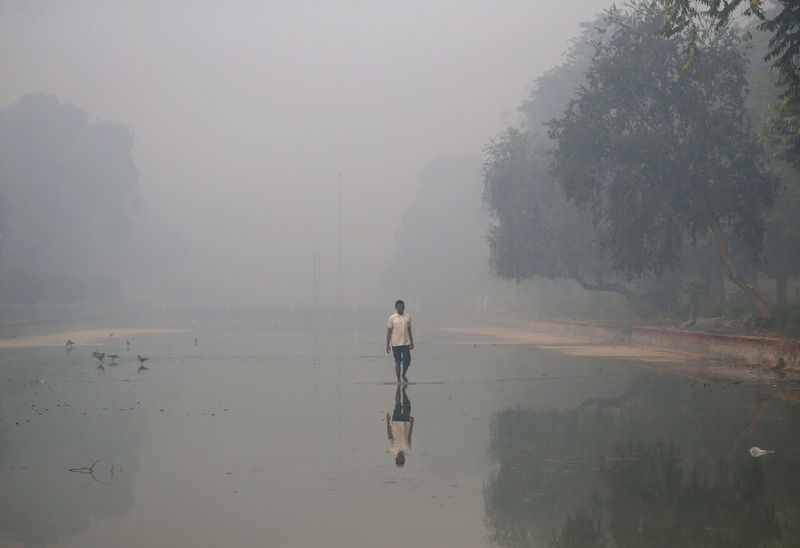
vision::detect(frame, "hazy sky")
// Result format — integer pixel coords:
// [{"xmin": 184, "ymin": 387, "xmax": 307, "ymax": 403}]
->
[{"xmin": 0, "ymin": 0, "xmax": 610, "ymax": 308}]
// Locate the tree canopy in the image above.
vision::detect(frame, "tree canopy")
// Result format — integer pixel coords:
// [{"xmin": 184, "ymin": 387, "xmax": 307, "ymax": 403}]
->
[
  {"xmin": 0, "ymin": 93, "xmax": 139, "ymax": 304},
  {"xmin": 483, "ymin": 12, "xmax": 691, "ymax": 317},
  {"xmin": 482, "ymin": 128, "xmax": 660, "ymax": 313},
  {"xmin": 548, "ymin": 3, "xmax": 778, "ymax": 318},
  {"xmin": 658, "ymin": 0, "xmax": 800, "ymax": 167}
]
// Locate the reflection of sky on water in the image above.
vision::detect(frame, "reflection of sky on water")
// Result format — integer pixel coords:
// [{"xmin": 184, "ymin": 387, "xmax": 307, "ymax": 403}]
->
[
  {"xmin": 0, "ymin": 345, "xmax": 140, "ymax": 547},
  {"xmin": 0, "ymin": 314, "xmax": 797, "ymax": 547}
]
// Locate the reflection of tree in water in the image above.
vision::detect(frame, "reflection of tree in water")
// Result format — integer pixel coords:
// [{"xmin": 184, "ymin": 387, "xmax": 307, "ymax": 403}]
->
[
  {"xmin": 575, "ymin": 441, "xmax": 779, "ymax": 548},
  {"xmin": 484, "ymin": 376, "xmax": 798, "ymax": 548},
  {"xmin": 553, "ymin": 496, "xmax": 606, "ymax": 548}
]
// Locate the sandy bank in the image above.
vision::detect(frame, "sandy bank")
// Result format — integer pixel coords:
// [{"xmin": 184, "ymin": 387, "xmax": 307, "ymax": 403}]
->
[
  {"xmin": 434, "ymin": 325, "xmax": 699, "ymax": 364},
  {"xmin": 433, "ymin": 318, "xmax": 797, "ymax": 385}
]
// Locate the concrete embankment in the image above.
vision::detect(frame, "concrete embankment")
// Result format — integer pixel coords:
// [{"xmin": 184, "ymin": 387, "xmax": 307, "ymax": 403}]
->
[{"xmin": 517, "ymin": 318, "xmax": 799, "ymax": 372}]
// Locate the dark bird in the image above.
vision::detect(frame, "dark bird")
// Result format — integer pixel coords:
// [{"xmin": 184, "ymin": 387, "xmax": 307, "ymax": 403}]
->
[
  {"xmin": 108, "ymin": 354, "xmax": 120, "ymax": 365},
  {"xmin": 126, "ymin": 340, "xmax": 131, "ymax": 352},
  {"xmin": 137, "ymin": 355, "xmax": 149, "ymax": 366},
  {"xmin": 92, "ymin": 351, "xmax": 105, "ymax": 363},
  {"xmin": 66, "ymin": 339, "xmax": 75, "ymax": 353}
]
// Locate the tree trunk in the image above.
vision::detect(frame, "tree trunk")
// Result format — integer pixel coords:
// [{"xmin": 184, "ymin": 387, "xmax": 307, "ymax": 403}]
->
[
  {"xmin": 776, "ymin": 274, "xmax": 788, "ymax": 307},
  {"xmin": 573, "ymin": 276, "xmax": 661, "ymax": 318},
  {"xmin": 710, "ymin": 254, "xmax": 726, "ymax": 302},
  {"xmin": 703, "ymin": 256, "xmax": 712, "ymax": 300},
  {"xmin": 709, "ymin": 221, "xmax": 771, "ymax": 320}
]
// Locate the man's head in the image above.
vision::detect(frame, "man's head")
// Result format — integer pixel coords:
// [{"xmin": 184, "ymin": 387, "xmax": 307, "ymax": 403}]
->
[
  {"xmin": 395, "ymin": 299, "xmax": 405, "ymax": 315},
  {"xmin": 395, "ymin": 452, "xmax": 405, "ymax": 466}
]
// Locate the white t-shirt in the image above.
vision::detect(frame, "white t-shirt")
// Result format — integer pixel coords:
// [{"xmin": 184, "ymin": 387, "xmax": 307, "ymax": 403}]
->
[
  {"xmin": 389, "ymin": 421, "xmax": 412, "ymax": 455},
  {"xmin": 387, "ymin": 312, "xmax": 412, "ymax": 347}
]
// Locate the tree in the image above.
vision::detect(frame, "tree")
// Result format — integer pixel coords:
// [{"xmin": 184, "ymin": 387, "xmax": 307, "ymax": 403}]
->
[
  {"xmin": 483, "ymin": 18, "xmax": 669, "ymax": 318},
  {"xmin": 761, "ymin": 183, "xmax": 800, "ymax": 305},
  {"xmin": 483, "ymin": 128, "xmax": 661, "ymax": 316},
  {"xmin": 658, "ymin": 0, "xmax": 800, "ymax": 167},
  {"xmin": 740, "ymin": 22, "xmax": 800, "ymax": 306},
  {"xmin": 0, "ymin": 94, "xmax": 138, "ymax": 301},
  {"xmin": 384, "ymin": 154, "xmax": 491, "ymax": 307},
  {"xmin": 549, "ymin": 3, "xmax": 778, "ymax": 319}
]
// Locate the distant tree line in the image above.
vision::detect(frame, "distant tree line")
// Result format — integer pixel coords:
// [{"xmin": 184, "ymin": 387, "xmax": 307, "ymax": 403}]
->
[
  {"xmin": 0, "ymin": 93, "xmax": 139, "ymax": 307},
  {"xmin": 483, "ymin": 0, "xmax": 800, "ymax": 321},
  {"xmin": 383, "ymin": 154, "xmax": 494, "ymax": 308}
]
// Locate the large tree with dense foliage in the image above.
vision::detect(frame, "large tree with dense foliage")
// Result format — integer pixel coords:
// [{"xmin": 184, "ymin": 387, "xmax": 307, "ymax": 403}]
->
[
  {"xmin": 0, "ymin": 93, "xmax": 138, "ymax": 303},
  {"xmin": 549, "ymin": 2, "xmax": 778, "ymax": 318},
  {"xmin": 483, "ymin": 21, "xmax": 664, "ymax": 317},
  {"xmin": 658, "ymin": 0, "xmax": 800, "ymax": 167},
  {"xmin": 743, "ymin": 28, "xmax": 800, "ymax": 306},
  {"xmin": 483, "ymin": 128, "xmax": 660, "ymax": 316}
]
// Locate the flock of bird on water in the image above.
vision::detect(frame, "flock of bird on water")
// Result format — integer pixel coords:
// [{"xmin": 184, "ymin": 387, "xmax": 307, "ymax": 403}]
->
[{"xmin": 64, "ymin": 336, "xmax": 150, "ymax": 372}]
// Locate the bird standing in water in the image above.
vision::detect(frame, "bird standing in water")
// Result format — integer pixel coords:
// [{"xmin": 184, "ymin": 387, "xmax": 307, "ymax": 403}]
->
[
  {"xmin": 137, "ymin": 355, "xmax": 149, "ymax": 366},
  {"xmin": 92, "ymin": 351, "xmax": 105, "ymax": 364}
]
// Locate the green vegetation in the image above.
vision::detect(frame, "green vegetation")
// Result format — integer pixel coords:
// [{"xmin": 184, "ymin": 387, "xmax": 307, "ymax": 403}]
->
[
  {"xmin": 550, "ymin": 3, "xmax": 776, "ymax": 318},
  {"xmin": 658, "ymin": 0, "xmax": 800, "ymax": 169},
  {"xmin": 482, "ymin": 0, "xmax": 800, "ymax": 334},
  {"xmin": 758, "ymin": 304, "xmax": 800, "ymax": 338}
]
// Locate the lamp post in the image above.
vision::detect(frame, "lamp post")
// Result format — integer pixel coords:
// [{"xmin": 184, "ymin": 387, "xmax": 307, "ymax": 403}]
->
[{"xmin": 337, "ymin": 171, "xmax": 341, "ymax": 312}]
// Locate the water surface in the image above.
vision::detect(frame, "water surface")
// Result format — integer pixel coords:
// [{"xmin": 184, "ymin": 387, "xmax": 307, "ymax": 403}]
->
[{"xmin": 1, "ymin": 313, "xmax": 798, "ymax": 547}]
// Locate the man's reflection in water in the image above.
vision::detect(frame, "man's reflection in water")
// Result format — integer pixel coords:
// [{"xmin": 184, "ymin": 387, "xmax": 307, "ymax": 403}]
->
[{"xmin": 386, "ymin": 385, "xmax": 414, "ymax": 466}]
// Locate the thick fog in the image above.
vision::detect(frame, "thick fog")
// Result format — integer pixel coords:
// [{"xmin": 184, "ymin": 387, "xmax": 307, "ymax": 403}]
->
[{"xmin": 0, "ymin": 0, "xmax": 609, "ymax": 311}]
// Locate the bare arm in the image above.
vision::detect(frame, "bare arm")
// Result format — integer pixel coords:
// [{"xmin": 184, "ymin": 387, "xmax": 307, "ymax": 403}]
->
[
  {"xmin": 408, "ymin": 325, "xmax": 414, "ymax": 350},
  {"xmin": 408, "ymin": 417, "xmax": 414, "ymax": 442},
  {"xmin": 386, "ymin": 413, "xmax": 393, "ymax": 439},
  {"xmin": 386, "ymin": 328, "xmax": 392, "ymax": 353}
]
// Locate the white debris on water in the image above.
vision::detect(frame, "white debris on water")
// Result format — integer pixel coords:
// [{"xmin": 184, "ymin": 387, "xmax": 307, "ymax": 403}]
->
[{"xmin": 749, "ymin": 447, "xmax": 774, "ymax": 457}]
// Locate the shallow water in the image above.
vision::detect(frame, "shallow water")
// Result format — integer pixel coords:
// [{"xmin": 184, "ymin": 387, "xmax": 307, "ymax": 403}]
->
[{"xmin": 1, "ymin": 313, "xmax": 799, "ymax": 547}]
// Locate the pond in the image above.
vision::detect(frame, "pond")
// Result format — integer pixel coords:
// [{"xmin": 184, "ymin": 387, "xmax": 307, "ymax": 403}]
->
[{"xmin": 1, "ymin": 313, "xmax": 798, "ymax": 547}]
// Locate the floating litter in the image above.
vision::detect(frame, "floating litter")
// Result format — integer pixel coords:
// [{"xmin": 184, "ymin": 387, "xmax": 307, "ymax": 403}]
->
[{"xmin": 749, "ymin": 447, "xmax": 774, "ymax": 458}]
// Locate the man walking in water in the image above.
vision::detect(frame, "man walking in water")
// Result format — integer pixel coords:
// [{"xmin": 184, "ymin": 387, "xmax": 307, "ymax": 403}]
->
[{"xmin": 386, "ymin": 299, "xmax": 414, "ymax": 384}]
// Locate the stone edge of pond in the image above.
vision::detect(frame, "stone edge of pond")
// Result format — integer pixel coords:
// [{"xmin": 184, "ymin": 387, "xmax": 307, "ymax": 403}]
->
[{"xmin": 509, "ymin": 318, "xmax": 799, "ymax": 372}]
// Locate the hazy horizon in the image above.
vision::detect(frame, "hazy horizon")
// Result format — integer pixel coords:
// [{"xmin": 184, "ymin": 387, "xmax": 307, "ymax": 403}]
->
[{"xmin": 0, "ymin": 0, "xmax": 611, "ymax": 310}]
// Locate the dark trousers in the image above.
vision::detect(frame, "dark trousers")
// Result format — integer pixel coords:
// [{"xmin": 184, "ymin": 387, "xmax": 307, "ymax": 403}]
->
[{"xmin": 392, "ymin": 345, "xmax": 411, "ymax": 368}]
